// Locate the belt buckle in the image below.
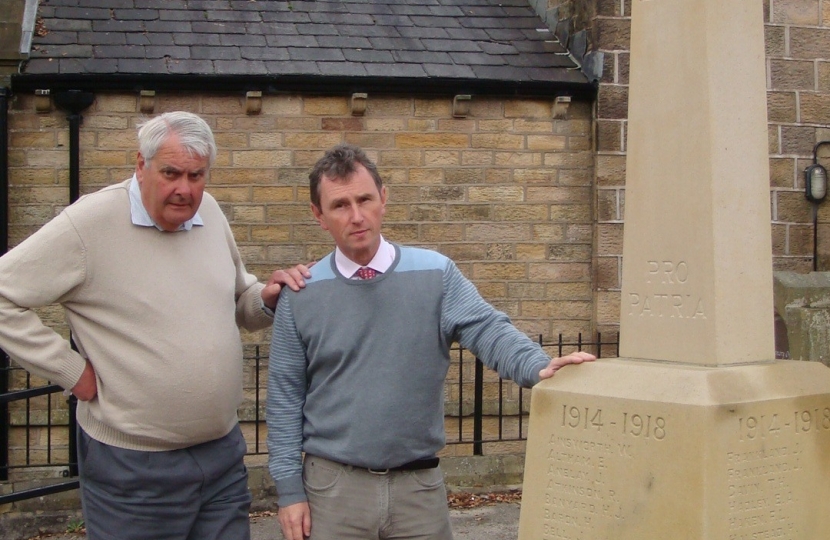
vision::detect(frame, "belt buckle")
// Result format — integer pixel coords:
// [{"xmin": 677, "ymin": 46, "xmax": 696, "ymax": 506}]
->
[{"xmin": 367, "ymin": 467, "xmax": 390, "ymax": 475}]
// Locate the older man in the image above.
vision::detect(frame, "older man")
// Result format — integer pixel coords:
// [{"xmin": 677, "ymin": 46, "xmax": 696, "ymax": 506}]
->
[
  {"xmin": 267, "ymin": 144, "xmax": 595, "ymax": 540},
  {"xmin": 0, "ymin": 111, "xmax": 308, "ymax": 540}
]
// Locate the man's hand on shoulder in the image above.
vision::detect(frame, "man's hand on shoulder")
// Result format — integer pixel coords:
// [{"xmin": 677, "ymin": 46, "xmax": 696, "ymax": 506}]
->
[
  {"xmin": 539, "ymin": 351, "xmax": 596, "ymax": 380},
  {"xmin": 278, "ymin": 501, "xmax": 311, "ymax": 540},
  {"xmin": 71, "ymin": 360, "xmax": 98, "ymax": 401},
  {"xmin": 261, "ymin": 263, "xmax": 314, "ymax": 310}
]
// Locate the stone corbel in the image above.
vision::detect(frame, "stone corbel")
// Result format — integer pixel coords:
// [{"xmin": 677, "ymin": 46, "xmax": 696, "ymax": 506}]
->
[
  {"xmin": 34, "ymin": 89, "xmax": 51, "ymax": 113},
  {"xmin": 452, "ymin": 94, "xmax": 471, "ymax": 118},
  {"xmin": 246, "ymin": 91, "xmax": 262, "ymax": 115},
  {"xmin": 139, "ymin": 90, "xmax": 155, "ymax": 114},
  {"xmin": 351, "ymin": 93, "xmax": 367, "ymax": 116},
  {"xmin": 552, "ymin": 95, "xmax": 571, "ymax": 119}
]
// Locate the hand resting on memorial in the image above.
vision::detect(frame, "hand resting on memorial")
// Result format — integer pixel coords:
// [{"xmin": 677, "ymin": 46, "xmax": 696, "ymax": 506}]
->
[{"xmin": 539, "ymin": 351, "xmax": 596, "ymax": 380}]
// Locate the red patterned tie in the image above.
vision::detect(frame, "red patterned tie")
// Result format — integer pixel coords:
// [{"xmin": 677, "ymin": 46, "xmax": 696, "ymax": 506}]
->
[{"xmin": 356, "ymin": 267, "xmax": 378, "ymax": 280}]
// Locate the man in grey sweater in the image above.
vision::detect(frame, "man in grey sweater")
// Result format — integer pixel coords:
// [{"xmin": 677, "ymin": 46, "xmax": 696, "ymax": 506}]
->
[{"xmin": 267, "ymin": 144, "xmax": 595, "ymax": 540}]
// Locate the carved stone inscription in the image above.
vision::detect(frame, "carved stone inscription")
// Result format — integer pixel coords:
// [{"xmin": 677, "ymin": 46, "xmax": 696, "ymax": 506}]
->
[
  {"xmin": 727, "ymin": 405, "xmax": 830, "ymax": 540},
  {"xmin": 541, "ymin": 404, "xmax": 666, "ymax": 538},
  {"xmin": 539, "ymin": 399, "xmax": 829, "ymax": 539},
  {"xmin": 627, "ymin": 260, "xmax": 706, "ymax": 319}
]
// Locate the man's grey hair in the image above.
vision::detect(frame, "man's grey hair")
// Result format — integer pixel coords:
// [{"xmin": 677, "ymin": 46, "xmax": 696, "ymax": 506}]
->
[{"xmin": 137, "ymin": 111, "xmax": 217, "ymax": 165}]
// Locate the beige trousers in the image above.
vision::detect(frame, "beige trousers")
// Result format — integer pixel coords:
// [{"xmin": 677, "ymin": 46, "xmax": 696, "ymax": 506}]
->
[{"xmin": 303, "ymin": 455, "xmax": 454, "ymax": 540}]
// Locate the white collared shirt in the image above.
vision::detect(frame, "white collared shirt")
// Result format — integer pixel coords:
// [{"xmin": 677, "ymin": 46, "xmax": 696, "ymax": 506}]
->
[
  {"xmin": 335, "ymin": 236, "xmax": 395, "ymax": 279},
  {"xmin": 128, "ymin": 175, "xmax": 203, "ymax": 231}
]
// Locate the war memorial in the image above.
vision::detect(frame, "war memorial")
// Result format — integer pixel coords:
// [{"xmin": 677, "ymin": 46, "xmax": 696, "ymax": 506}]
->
[{"xmin": 519, "ymin": 0, "xmax": 830, "ymax": 538}]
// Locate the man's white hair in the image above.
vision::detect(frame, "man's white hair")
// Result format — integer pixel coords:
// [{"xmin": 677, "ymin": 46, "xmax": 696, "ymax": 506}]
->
[{"xmin": 137, "ymin": 111, "xmax": 217, "ymax": 165}]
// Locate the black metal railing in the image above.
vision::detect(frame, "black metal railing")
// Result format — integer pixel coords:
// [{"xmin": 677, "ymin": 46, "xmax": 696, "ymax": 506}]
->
[
  {"xmin": 238, "ymin": 333, "xmax": 618, "ymax": 456},
  {"xmin": 1, "ymin": 333, "xmax": 618, "ymax": 504},
  {"xmin": 0, "ymin": 349, "xmax": 80, "ymax": 504}
]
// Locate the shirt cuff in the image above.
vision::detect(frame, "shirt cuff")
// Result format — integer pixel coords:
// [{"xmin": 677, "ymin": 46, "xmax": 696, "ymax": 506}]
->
[
  {"xmin": 260, "ymin": 298, "xmax": 275, "ymax": 318},
  {"xmin": 274, "ymin": 474, "xmax": 307, "ymax": 506}
]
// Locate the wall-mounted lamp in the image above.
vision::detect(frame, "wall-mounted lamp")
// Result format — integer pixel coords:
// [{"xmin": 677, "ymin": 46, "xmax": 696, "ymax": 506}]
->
[
  {"xmin": 806, "ymin": 166, "xmax": 828, "ymax": 203},
  {"xmin": 805, "ymin": 141, "xmax": 830, "ymax": 271}
]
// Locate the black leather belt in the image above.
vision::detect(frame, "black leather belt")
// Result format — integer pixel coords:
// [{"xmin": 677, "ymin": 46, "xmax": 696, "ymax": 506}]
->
[{"xmin": 366, "ymin": 457, "xmax": 440, "ymax": 474}]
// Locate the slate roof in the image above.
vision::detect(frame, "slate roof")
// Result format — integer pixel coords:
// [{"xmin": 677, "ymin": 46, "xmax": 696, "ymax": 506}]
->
[{"xmin": 14, "ymin": 0, "xmax": 593, "ymax": 98}]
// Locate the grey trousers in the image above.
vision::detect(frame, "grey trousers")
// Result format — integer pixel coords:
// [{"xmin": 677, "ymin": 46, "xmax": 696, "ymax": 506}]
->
[
  {"xmin": 303, "ymin": 455, "xmax": 454, "ymax": 540},
  {"xmin": 77, "ymin": 424, "xmax": 252, "ymax": 540}
]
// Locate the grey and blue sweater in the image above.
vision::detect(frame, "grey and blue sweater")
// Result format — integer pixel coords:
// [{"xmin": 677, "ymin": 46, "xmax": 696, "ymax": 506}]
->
[{"xmin": 266, "ymin": 244, "xmax": 550, "ymax": 505}]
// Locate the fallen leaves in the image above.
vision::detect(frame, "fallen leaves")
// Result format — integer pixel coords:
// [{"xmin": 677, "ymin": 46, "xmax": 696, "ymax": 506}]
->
[
  {"xmin": 249, "ymin": 509, "xmax": 278, "ymax": 522},
  {"xmin": 26, "ymin": 491, "xmax": 522, "ymax": 538},
  {"xmin": 35, "ymin": 17, "xmax": 48, "ymax": 37},
  {"xmin": 447, "ymin": 489, "xmax": 522, "ymax": 509},
  {"xmin": 250, "ymin": 489, "xmax": 523, "ymax": 521}
]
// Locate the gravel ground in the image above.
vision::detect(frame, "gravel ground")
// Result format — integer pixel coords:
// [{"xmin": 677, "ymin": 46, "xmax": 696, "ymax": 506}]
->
[
  {"xmin": 248, "ymin": 502, "xmax": 521, "ymax": 540},
  {"xmin": 22, "ymin": 493, "xmax": 523, "ymax": 540}
]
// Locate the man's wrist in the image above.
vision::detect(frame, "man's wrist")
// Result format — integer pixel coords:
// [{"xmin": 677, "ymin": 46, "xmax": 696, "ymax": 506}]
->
[
  {"xmin": 260, "ymin": 298, "xmax": 275, "ymax": 317},
  {"xmin": 274, "ymin": 474, "xmax": 307, "ymax": 506}
]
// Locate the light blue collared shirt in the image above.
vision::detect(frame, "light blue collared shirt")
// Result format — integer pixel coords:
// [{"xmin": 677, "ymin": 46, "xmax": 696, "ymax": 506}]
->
[
  {"xmin": 128, "ymin": 175, "xmax": 203, "ymax": 231},
  {"xmin": 335, "ymin": 236, "xmax": 395, "ymax": 279}
]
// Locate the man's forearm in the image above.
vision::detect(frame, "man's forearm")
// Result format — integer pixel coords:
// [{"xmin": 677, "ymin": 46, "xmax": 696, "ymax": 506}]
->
[
  {"xmin": 0, "ymin": 211, "xmax": 89, "ymax": 390},
  {"xmin": 0, "ymin": 294, "xmax": 88, "ymax": 391},
  {"xmin": 235, "ymin": 281, "xmax": 273, "ymax": 331},
  {"xmin": 266, "ymin": 295, "xmax": 309, "ymax": 505}
]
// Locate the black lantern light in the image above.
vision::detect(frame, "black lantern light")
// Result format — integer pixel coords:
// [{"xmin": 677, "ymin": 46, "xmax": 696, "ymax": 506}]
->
[
  {"xmin": 805, "ymin": 162, "xmax": 827, "ymax": 203},
  {"xmin": 806, "ymin": 141, "xmax": 830, "ymax": 203},
  {"xmin": 805, "ymin": 141, "xmax": 830, "ymax": 270}
]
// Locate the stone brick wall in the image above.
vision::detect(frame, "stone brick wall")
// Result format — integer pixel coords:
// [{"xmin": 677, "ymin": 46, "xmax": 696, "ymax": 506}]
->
[
  {"xmin": 589, "ymin": 0, "xmax": 830, "ymax": 335},
  {"xmin": 5, "ymin": 90, "xmax": 596, "ymax": 470},
  {"xmin": 8, "ymin": 92, "xmax": 595, "ymax": 339}
]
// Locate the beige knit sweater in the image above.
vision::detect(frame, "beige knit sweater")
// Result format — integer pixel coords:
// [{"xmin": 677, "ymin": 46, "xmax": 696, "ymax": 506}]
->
[{"xmin": 0, "ymin": 179, "xmax": 273, "ymax": 450}]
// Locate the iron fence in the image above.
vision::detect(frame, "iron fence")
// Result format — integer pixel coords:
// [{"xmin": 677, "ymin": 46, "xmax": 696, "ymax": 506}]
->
[
  {"xmin": 0, "ymin": 348, "xmax": 80, "ymax": 504},
  {"xmin": 0, "ymin": 333, "xmax": 618, "ymax": 505}
]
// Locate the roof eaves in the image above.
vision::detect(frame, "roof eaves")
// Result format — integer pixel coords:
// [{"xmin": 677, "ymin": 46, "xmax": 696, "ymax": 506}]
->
[{"xmin": 10, "ymin": 72, "xmax": 597, "ymax": 101}]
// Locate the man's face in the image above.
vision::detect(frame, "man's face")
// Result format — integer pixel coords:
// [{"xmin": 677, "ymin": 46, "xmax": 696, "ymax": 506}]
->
[
  {"xmin": 311, "ymin": 164, "xmax": 387, "ymax": 266},
  {"xmin": 135, "ymin": 136, "xmax": 209, "ymax": 232}
]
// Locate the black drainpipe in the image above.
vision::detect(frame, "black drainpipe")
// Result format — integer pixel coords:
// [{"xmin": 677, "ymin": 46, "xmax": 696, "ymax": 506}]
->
[
  {"xmin": 54, "ymin": 90, "xmax": 94, "ymax": 204},
  {"xmin": 0, "ymin": 88, "xmax": 7, "ymax": 256},
  {"xmin": 53, "ymin": 89, "xmax": 94, "ymax": 477},
  {"xmin": 0, "ymin": 87, "xmax": 9, "ymax": 481}
]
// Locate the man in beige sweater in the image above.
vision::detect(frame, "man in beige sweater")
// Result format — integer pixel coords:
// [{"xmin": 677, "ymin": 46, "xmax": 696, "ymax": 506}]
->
[{"xmin": 0, "ymin": 111, "xmax": 308, "ymax": 540}]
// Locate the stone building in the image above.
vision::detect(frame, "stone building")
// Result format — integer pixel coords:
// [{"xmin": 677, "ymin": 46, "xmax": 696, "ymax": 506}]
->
[
  {"xmin": 3, "ymin": 0, "xmax": 599, "ymax": 343},
  {"xmin": 3, "ymin": 0, "xmax": 829, "ymax": 342},
  {"xmin": 0, "ymin": 1, "xmax": 600, "ymax": 505},
  {"xmin": 1, "ymin": 0, "xmax": 829, "ymax": 519}
]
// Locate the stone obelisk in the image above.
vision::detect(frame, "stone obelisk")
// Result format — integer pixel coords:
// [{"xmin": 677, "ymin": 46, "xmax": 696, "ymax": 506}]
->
[{"xmin": 518, "ymin": 0, "xmax": 830, "ymax": 538}]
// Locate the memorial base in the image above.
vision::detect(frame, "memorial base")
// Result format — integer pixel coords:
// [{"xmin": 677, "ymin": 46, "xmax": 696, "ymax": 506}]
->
[{"xmin": 518, "ymin": 359, "xmax": 830, "ymax": 539}]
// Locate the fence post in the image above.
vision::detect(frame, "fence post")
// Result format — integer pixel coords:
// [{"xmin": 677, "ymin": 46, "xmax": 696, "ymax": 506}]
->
[
  {"xmin": 67, "ymin": 395, "xmax": 78, "ymax": 477},
  {"xmin": 1, "ymin": 87, "xmax": 9, "ymax": 482},
  {"xmin": 473, "ymin": 358, "xmax": 483, "ymax": 456},
  {"xmin": 1, "ymin": 349, "xmax": 8, "ymax": 481},
  {"xmin": 67, "ymin": 338, "xmax": 80, "ymax": 477},
  {"xmin": 255, "ymin": 345, "xmax": 261, "ymax": 454}
]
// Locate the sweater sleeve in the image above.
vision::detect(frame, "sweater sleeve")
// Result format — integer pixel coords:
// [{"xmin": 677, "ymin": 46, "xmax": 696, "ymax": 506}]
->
[
  {"xmin": 440, "ymin": 260, "xmax": 549, "ymax": 388},
  {"xmin": 266, "ymin": 290, "xmax": 308, "ymax": 506},
  {"xmin": 0, "ymin": 212, "xmax": 89, "ymax": 391},
  {"xmin": 225, "ymin": 216, "xmax": 272, "ymax": 331}
]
